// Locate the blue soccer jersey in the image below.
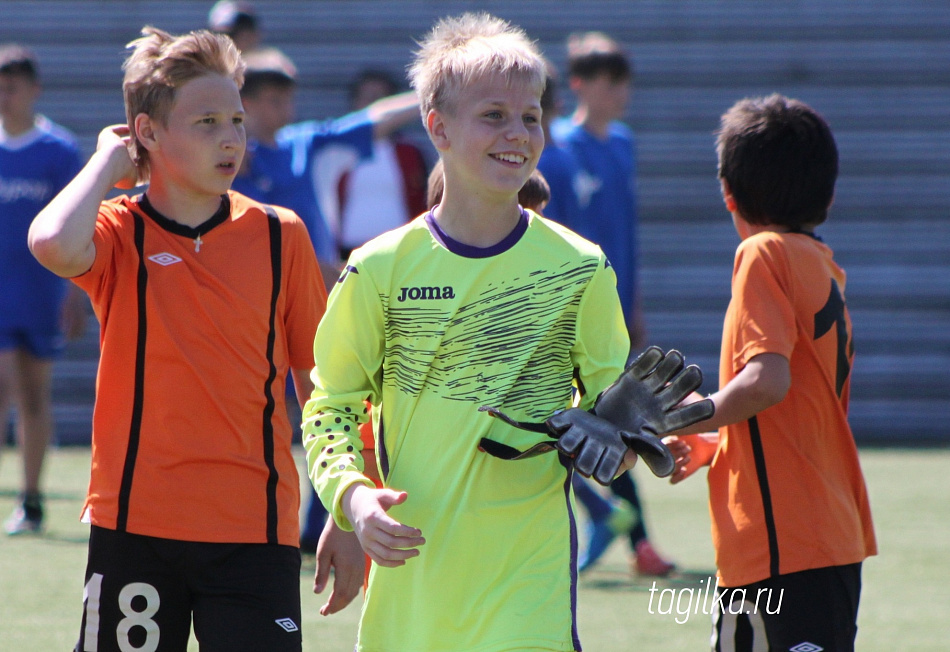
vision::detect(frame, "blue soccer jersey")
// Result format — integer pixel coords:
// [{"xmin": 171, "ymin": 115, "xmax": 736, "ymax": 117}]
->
[
  {"xmin": 552, "ymin": 118, "xmax": 639, "ymax": 326},
  {"xmin": 537, "ymin": 142, "xmax": 584, "ymax": 232},
  {"xmin": 0, "ymin": 116, "xmax": 83, "ymax": 331},
  {"xmin": 231, "ymin": 111, "xmax": 374, "ymax": 262}
]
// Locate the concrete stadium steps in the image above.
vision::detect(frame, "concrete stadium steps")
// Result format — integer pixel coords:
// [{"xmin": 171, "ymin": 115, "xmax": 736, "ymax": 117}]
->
[{"xmin": 1, "ymin": 1, "xmax": 946, "ymax": 443}]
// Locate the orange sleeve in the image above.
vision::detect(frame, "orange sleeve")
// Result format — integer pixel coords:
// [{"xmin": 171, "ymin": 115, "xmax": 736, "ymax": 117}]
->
[{"xmin": 731, "ymin": 238, "xmax": 796, "ymax": 370}]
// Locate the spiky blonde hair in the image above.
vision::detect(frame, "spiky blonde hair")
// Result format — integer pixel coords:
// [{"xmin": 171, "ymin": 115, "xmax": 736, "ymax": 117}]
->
[{"xmin": 408, "ymin": 12, "xmax": 545, "ymax": 117}]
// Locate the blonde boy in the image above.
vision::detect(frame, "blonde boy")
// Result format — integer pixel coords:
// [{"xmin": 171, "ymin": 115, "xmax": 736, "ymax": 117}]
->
[
  {"xmin": 29, "ymin": 27, "xmax": 360, "ymax": 651},
  {"xmin": 304, "ymin": 12, "xmax": 631, "ymax": 651}
]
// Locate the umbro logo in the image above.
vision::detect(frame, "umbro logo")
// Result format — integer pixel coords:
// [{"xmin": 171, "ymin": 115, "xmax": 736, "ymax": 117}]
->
[
  {"xmin": 148, "ymin": 253, "xmax": 182, "ymax": 266},
  {"xmin": 274, "ymin": 617, "xmax": 299, "ymax": 632},
  {"xmin": 397, "ymin": 286, "xmax": 455, "ymax": 302},
  {"xmin": 789, "ymin": 643, "xmax": 824, "ymax": 652}
]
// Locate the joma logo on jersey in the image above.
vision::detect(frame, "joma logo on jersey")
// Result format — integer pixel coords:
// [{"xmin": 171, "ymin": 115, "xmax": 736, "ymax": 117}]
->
[{"xmin": 397, "ymin": 286, "xmax": 455, "ymax": 302}]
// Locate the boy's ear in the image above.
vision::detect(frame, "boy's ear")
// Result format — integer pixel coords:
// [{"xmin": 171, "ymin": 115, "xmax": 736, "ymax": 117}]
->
[
  {"xmin": 720, "ymin": 179, "xmax": 738, "ymax": 213},
  {"xmin": 426, "ymin": 109, "xmax": 450, "ymax": 152},
  {"xmin": 133, "ymin": 113, "xmax": 159, "ymax": 152}
]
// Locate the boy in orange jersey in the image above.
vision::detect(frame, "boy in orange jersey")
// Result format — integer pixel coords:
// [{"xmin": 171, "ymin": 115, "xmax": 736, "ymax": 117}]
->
[
  {"xmin": 29, "ymin": 27, "xmax": 362, "ymax": 652},
  {"xmin": 664, "ymin": 94, "xmax": 876, "ymax": 652}
]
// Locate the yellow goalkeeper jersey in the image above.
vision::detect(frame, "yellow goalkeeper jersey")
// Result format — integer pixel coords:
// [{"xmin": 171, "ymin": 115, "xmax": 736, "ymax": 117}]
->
[{"xmin": 304, "ymin": 209, "xmax": 628, "ymax": 651}]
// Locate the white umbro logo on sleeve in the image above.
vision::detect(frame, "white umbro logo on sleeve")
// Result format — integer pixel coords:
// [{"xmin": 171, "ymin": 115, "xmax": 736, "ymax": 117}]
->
[
  {"xmin": 148, "ymin": 253, "xmax": 182, "ymax": 266},
  {"xmin": 274, "ymin": 617, "xmax": 299, "ymax": 632}
]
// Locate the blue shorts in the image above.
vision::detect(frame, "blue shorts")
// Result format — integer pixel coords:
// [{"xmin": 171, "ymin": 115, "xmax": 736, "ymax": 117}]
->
[{"xmin": 0, "ymin": 327, "xmax": 64, "ymax": 359}]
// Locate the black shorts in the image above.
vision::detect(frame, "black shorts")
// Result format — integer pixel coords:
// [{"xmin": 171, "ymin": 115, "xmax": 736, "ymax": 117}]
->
[
  {"xmin": 75, "ymin": 525, "xmax": 302, "ymax": 652},
  {"xmin": 712, "ymin": 563, "xmax": 862, "ymax": 652}
]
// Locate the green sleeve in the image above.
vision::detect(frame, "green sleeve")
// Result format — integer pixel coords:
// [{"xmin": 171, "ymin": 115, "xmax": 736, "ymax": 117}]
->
[
  {"xmin": 303, "ymin": 262, "xmax": 383, "ymax": 530},
  {"xmin": 571, "ymin": 255, "xmax": 630, "ymax": 410}
]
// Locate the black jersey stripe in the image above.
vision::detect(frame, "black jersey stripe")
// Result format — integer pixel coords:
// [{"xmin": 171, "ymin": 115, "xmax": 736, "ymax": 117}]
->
[
  {"xmin": 262, "ymin": 206, "xmax": 282, "ymax": 544},
  {"xmin": 560, "ymin": 457, "xmax": 582, "ymax": 651},
  {"xmin": 116, "ymin": 211, "xmax": 149, "ymax": 531},
  {"xmin": 748, "ymin": 415, "xmax": 780, "ymax": 577},
  {"xmin": 377, "ymin": 416, "xmax": 389, "ymax": 481}
]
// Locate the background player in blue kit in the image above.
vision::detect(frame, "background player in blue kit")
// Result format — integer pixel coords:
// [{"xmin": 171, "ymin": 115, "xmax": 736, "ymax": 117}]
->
[
  {"xmin": 552, "ymin": 31, "xmax": 645, "ymax": 350},
  {"xmin": 0, "ymin": 43, "xmax": 86, "ymax": 535},
  {"xmin": 233, "ymin": 46, "xmax": 418, "ymax": 285},
  {"xmin": 551, "ymin": 32, "xmax": 675, "ymax": 576},
  {"xmin": 536, "ymin": 60, "xmax": 583, "ymax": 235}
]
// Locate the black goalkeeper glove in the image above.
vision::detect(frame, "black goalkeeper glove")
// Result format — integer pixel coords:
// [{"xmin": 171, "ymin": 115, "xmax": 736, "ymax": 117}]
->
[
  {"xmin": 590, "ymin": 346, "xmax": 715, "ymax": 478},
  {"xmin": 478, "ymin": 346, "xmax": 715, "ymax": 485}
]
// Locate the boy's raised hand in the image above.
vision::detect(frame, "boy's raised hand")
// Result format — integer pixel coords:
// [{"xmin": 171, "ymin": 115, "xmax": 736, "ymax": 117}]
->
[
  {"xmin": 342, "ymin": 484, "xmax": 425, "ymax": 568},
  {"xmin": 96, "ymin": 124, "xmax": 139, "ymax": 189}
]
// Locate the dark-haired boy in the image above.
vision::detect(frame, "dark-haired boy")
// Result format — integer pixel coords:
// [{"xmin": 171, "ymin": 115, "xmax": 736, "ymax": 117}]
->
[
  {"xmin": 553, "ymin": 31, "xmax": 644, "ymax": 350},
  {"xmin": 552, "ymin": 32, "xmax": 673, "ymax": 576},
  {"xmin": 664, "ymin": 94, "xmax": 876, "ymax": 652},
  {"xmin": 0, "ymin": 43, "xmax": 85, "ymax": 535}
]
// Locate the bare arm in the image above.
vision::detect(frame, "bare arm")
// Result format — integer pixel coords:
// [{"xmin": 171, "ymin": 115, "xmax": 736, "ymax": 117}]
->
[
  {"xmin": 29, "ymin": 125, "xmax": 137, "ymax": 278},
  {"xmin": 667, "ymin": 352, "xmax": 791, "ymax": 437},
  {"xmin": 365, "ymin": 91, "xmax": 420, "ymax": 140}
]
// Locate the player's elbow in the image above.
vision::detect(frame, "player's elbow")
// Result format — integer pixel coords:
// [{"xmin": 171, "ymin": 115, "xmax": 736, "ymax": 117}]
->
[
  {"xmin": 756, "ymin": 376, "xmax": 790, "ymax": 410},
  {"xmin": 745, "ymin": 353, "xmax": 791, "ymax": 411},
  {"xmin": 28, "ymin": 228, "xmax": 89, "ymax": 279}
]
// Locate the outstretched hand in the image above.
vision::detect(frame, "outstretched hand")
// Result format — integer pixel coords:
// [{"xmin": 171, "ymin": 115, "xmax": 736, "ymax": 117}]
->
[
  {"xmin": 313, "ymin": 517, "xmax": 364, "ymax": 616},
  {"xmin": 662, "ymin": 432, "xmax": 719, "ymax": 485},
  {"xmin": 342, "ymin": 484, "xmax": 426, "ymax": 568}
]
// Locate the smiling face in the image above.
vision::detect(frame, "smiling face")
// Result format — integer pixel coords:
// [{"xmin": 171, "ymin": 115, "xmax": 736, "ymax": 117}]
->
[
  {"xmin": 430, "ymin": 71, "xmax": 544, "ymax": 204},
  {"xmin": 139, "ymin": 73, "xmax": 246, "ymax": 200}
]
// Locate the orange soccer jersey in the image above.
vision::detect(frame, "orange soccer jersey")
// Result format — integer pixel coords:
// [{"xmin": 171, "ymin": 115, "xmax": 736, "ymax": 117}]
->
[
  {"xmin": 72, "ymin": 191, "xmax": 326, "ymax": 546},
  {"xmin": 709, "ymin": 231, "xmax": 876, "ymax": 587}
]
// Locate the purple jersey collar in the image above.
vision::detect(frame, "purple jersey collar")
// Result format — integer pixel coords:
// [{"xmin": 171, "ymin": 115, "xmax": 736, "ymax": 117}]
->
[{"xmin": 425, "ymin": 207, "xmax": 529, "ymax": 259}]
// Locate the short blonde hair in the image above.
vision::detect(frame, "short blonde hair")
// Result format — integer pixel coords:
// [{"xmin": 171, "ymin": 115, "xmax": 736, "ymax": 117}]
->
[
  {"xmin": 408, "ymin": 12, "xmax": 545, "ymax": 117},
  {"xmin": 123, "ymin": 26, "xmax": 245, "ymax": 179}
]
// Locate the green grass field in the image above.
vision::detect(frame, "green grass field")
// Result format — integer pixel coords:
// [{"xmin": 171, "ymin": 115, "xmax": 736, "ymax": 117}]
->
[{"xmin": 1, "ymin": 446, "xmax": 947, "ymax": 650}]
